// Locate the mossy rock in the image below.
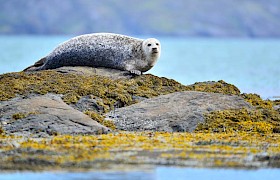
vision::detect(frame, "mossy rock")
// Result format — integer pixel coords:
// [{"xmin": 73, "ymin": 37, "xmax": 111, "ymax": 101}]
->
[
  {"xmin": 195, "ymin": 108, "xmax": 280, "ymax": 134},
  {"xmin": 5, "ymin": 69, "xmax": 274, "ymax": 133},
  {"xmin": 196, "ymin": 92, "xmax": 280, "ymax": 134},
  {"xmin": 0, "ymin": 71, "xmax": 241, "ymax": 109},
  {"xmin": 0, "ymin": 71, "xmax": 188, "ymax": 104},
  {"xmin": 242, "ymin": 93, "xmax": 273, "ymax": 109},
  {"xmin": 197, "ymin": 109, "xmax": 264, "ymax": 133},
  {"xmin": 186, "ymin": 80, "xmax": 241, "ymax": 95}
]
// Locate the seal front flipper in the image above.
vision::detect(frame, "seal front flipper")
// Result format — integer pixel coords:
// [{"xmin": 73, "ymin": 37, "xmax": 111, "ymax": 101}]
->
[
  {"xmin": 124, "ymin": 62, "xmax": 142, "ymax": 75},
  {"xmin": 129, "ymin": 70, "xmax": 142, "ymax": 75},
  {"xmin": 23, "ymin": 57, "xmax": 47, "ymax": 71}
]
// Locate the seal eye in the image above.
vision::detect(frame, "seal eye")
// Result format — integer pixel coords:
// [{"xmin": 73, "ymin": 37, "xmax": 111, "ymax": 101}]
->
[
  {"xmin": 156, "ymin": 43, "xmax": 159, "ymax": 46},
  {"xmin": 147, "ymin": 44, "xmax": 151, "ymax": 47}
]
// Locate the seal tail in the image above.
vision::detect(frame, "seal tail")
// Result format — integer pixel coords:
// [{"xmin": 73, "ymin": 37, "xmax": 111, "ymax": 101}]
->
[{"xmin": 23, "ymin": 57, "xmax": 46, "ymax": 71}]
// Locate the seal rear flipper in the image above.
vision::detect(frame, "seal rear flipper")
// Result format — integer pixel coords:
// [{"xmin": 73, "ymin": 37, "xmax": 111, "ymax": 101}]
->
[{"xmin": 23, "ymin": 57, "xmax": 47, "ymax": 71}]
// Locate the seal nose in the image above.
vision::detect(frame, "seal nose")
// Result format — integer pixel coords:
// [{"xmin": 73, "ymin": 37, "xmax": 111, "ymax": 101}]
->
[{"xmin": 152, "ymin": 47, "xmax": 158, "ymax": 54}]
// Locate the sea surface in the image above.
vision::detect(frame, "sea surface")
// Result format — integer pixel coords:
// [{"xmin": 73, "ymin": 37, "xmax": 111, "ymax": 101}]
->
[
  {"xmin": 0, "ymin": 35, "xmax": 279, "ymax": 99},
  {"xmin": 1, "ymin": 167, "xmax": 280, "ymax": 180}
]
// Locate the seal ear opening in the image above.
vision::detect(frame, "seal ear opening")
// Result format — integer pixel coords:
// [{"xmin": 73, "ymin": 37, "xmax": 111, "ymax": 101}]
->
[{"xmin": 23, "ymin": 57, "xmax": 47, "ymax": 71}]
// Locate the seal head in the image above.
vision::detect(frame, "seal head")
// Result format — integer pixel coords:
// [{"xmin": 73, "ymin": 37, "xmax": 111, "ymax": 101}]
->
[
  {"xmin": 125, "ymin": 38, "xmax": 161, "ymax": 75},
  {"xmin": 143, "ymin": 38, "xmax": 161, "ymax": 67}
]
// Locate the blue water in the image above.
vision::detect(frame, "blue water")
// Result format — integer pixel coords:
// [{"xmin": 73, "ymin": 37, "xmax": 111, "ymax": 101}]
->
[
  {"xmin": 0, "ymin": 36, "xmax": 279, "ymax": 98},
  {"xmin": 1, "ymin": 167, "xmax": 280, "ymax": 180}
]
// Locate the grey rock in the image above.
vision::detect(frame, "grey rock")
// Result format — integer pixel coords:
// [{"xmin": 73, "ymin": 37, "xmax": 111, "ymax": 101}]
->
[
  {"xmin": 71, "ymin": 94, "xmax": 148, "ymax": 113},
  {"xmin": 107, "ymin": 91, "xmax": 252, "ymax": 132},
  {"xmin": 274, "ymin": 105, "xmax": 280, "ymax": 112},
  {"xmin": 54, "ymin": 66, "xmax": 134, "ymax": 79},
  {"xmin": 71, "ymin": 95, "xmax": 105, "ymax": 113},
  {"xmin": 0, "ymin": 94, "xmax": 110, "ymax": 137}
]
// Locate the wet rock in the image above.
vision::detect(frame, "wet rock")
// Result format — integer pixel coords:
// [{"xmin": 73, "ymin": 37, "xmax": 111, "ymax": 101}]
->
[
  {"xmin": 107, "ymin": 91, "xmax": 252, "ymax": 132},
  {"xmin": 0, "ymin": 94, "xmax": 110, "ymax": 137}
]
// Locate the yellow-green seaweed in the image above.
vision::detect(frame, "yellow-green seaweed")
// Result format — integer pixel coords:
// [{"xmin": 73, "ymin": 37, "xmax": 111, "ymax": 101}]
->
[
  {"xmin": 84, "ymin": 110, "xmax": 116, "ymax": 130},
  {"xmin": 242, "ymin": 93, "xmax": 273, "ymax": 109},
  {"xmin": 11, "ymin": 112, "xmax": 40, "ymax": 120},
  {"xmin": 0, "ymin": 132, "xmax": 279, "ymax": 170},
  {"xmin": 0, "ymin": 71, "xmax": 189, "ymax": 109},
  {"xmin": 0, "ymin": 71, "xmax": 242, "ymax": 104},
  {"xmin": 12, "ymin": 112, "xmax": 27, "ymax": 120},
  {"xmin": 195, "ymin": 108, "xmax": 280, "ymax": 134},
  {"xmin": 186, "ymin": 80, "xmax": 241, "ymax": 95},
  {"xmin": 195, "ymin": 92, "xmax": 280, "ymax": 134}
]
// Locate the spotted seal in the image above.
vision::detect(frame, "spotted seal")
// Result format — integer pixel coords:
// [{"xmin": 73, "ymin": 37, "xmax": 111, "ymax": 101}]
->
[{"xmin": 24, "ymin": 33, "xmax": 161, "ymax": 75}]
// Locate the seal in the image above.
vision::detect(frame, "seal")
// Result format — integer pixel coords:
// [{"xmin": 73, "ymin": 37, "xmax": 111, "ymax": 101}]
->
[{"xmin": 24, "ymin": 33, "xmax": 161, "ymax": 75}]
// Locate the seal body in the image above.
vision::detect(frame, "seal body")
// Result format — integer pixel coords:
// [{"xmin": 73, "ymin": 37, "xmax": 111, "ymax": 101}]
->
[{"xmin": 24, "ymin": 33, "xmax": 161, "ymax": 75}]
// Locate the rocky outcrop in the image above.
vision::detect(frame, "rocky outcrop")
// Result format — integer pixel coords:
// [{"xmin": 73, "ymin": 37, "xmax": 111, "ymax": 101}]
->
[
  {"xmin": 107, "ymin": 91, "xmax": 252, "ymax": 132},
  {"xmin": 0, "ymin": 94, "xmax": 110, "ymax": 137},
  {"xmin": 1, "ymin": 67, "xmax": 278, "ymax": 136},
  {"xmin": 1, "ymin": 67, "xmax": 280, "ymax": 171}
]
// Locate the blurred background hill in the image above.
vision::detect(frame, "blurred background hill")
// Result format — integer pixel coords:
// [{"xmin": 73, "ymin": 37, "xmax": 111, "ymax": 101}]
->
[{"xmin": 0, "ymin": 0, "xmax": 280, "ymax": 37}]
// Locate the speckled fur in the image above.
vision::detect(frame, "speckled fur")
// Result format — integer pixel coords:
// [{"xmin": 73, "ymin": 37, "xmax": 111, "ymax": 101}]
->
[{"xmin": 24, "ymin": 33, "xmax": 161, "ymax": 74}]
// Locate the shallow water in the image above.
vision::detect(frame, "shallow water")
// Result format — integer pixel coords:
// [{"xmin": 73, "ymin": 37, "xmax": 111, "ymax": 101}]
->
[
  {"xmin": 0, "ymin": 36, "xmax": 279, "ymax": 98},
  {"xmin": 1, "ymin": 167, "xmax": 280, "ymax": 180}
]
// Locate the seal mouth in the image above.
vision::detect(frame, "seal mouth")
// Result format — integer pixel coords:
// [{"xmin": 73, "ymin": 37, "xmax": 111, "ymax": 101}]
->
[{"xmin": 152, "ymin": 50, "xmax": 159, "ymax": 54}]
